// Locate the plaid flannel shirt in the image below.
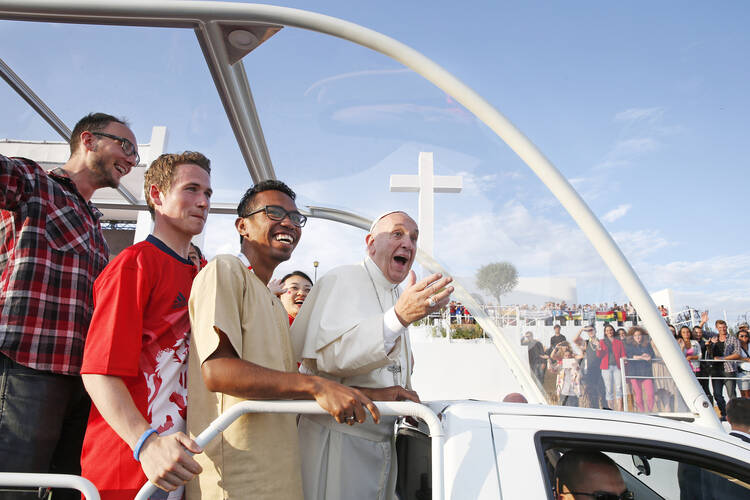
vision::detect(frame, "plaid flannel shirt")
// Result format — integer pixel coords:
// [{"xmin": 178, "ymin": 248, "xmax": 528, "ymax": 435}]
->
[
  {"xmin": 709, "ymin": 333, "xmax": 741, "ymax": 373},
  {"xmin": 0, "ymin": 155, "xmax": 109, "ymax": 375}
]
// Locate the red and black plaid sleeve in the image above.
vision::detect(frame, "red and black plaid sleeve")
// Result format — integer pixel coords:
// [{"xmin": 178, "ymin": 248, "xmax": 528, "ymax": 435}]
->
[{"xmin": 0, "ymin": 156, "xmax": 109, "ymax": 375}]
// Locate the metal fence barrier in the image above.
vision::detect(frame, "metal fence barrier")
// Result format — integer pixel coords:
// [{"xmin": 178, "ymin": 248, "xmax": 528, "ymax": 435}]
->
[{"xmin": 619, "ymin": 357, "xmax": 749, "ymax": 413}]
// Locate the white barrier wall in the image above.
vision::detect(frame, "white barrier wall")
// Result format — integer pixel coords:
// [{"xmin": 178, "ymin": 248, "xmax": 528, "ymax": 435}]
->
[
  {"xmin": 410, "ymin": 325, "xmax": 526, "ymax": 401},
  {"xmin": 411, "ymin": 340, "xmax": 523, "ymax": 401}
]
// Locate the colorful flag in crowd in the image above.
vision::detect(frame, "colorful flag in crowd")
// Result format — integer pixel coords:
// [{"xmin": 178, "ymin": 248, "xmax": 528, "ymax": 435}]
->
[
  {"xmin": 615, "ymin": 310, "xmax": 627, "ymax": 322},
  {"xmin": 596, "ymin": 310, "xmax": 615, "ymax": 321}
]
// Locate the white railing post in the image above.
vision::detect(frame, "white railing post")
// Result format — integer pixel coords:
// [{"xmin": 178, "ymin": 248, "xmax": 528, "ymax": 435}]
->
[{"xmin": 620, "ymin": 357, "xmax": 630, "ymax": 412}]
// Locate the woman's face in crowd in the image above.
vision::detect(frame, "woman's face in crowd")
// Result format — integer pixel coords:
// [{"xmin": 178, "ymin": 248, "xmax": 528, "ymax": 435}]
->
[
  {"xmin": 680, "ymin": 327, "xmax": 692, "ymax": 343},
  {"xmin": 739, "ymin": 331, "xmax": 749, "ymax": 345},
  {"xmin": 279, "ymin": 275, "xmax": 312, "ymax": 318},
  {"xmin": 604, "ymin": 325, "xmax": 615, "ymax": 337},
  {"xmin": 634, "ymin": 331, "xmax": 642, "ymax": 343}
]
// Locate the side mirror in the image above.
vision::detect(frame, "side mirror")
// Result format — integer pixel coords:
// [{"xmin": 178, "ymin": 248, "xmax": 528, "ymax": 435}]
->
[{"xmin": 632, "ymin": 455, "xmax": 651, "ymax": 476}]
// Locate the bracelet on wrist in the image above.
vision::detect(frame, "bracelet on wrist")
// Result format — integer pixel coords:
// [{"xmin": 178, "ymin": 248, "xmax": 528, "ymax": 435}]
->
[{"xmin": 133, "ymin": 428, "xmax": 159, "ymax": 462}]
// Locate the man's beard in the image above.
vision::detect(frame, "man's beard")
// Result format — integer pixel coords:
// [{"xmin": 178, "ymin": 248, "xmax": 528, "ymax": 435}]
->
[{"xmin": 91, "ymin": 156, "xmax": 119, "ymax": 189}]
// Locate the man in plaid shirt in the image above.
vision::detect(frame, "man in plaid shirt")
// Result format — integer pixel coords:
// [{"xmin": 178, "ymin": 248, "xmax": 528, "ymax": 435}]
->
[{"xmin": 0, "ymin": 112, "xmax": 138, "ymax": 497}]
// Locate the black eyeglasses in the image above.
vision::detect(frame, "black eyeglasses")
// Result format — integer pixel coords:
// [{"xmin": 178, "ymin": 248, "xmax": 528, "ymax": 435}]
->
[
  {"xmin": 243, "ymin": 205, "xmax": 307, "ymax": 227},
  {"xmin": 565, "ymin": 490, "xmax": 634, "ymax": 500},
  {"xmin": 92, "ymin": 132, "xmax": 140, "ymax": 164}
]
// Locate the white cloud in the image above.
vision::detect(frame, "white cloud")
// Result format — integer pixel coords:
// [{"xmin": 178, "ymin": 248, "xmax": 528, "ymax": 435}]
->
[
  {"xmin": 612, "ymin": 137, "xmax": 659, "ymax": 155},
  {"xmin": 640, "ymin": 254, "xmax": 750, "ymax": 290},
  {"xmin": 612, "ymin": 229, "xmax": 671, "ymax": 261},
  {"xmin": 634, "ymin": 255, "xmax": 750, "ymax": 323},
  {"xmin": 435, "ymin": 200, "xmax": 605, "ymax": 277},
  {"xmin": 568, "ymin": 177, "xmax": 589, "ymax": 186},
  {"xmin": 455, "ymin": 170, "xmax": 497, "ymax": 194},
  {"xmin": 602, "ymin": 204, "xmax": 631, "ymax": 223},
  {"xmin": 614, "ymin": 107, "xmax": 664, "ymax": 123}
]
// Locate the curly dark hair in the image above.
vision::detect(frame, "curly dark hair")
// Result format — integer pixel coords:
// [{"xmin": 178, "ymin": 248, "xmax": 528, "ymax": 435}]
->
[
  {"xmin": 237, "ymin": 179, "xmax": 296, "ymax": 217},
  {"xmin": 236, "ymin": 180, "xmax": 297, "ymax": 243}
]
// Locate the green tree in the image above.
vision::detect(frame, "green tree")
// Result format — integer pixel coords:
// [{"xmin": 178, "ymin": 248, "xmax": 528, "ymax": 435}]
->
[{"xmin": 475, "ymin": 262, "xmax": 519, "ymax": 305}]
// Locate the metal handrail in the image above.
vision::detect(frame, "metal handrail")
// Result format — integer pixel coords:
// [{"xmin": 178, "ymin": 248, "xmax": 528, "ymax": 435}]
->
[
  {"xmin": 621, "ymin": 357, "xmax": 749, "ymax": 380},
  {"xmin": 619, "ymin": 357, "xmax": 749, "ymax": 413},
  {"xmin": 134, "ymin": 400, "xmax": 444, "ymax": 500},
  {"xmin": 0, "ymin": 473, "xmax": 99, "ymax": 499}
]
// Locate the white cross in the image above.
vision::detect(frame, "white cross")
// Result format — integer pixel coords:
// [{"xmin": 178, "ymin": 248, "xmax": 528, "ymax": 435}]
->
[{"xmin": 389, "ymin": 152, "xmax": 462, "ymax": 256}]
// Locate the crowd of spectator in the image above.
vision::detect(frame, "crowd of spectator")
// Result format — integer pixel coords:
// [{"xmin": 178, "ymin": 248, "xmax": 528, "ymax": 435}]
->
[
  {"xmin": 486, "ymin": 301, "xmax": 642, "ymax": 326},
  {"xmin": 521, "ymin": 319, "xmax": 750, "ymax": 419},
  {"xmin": 448, "ymin": 300, "xmax": 476, "ymax": 324},
  {"xmin": 457, "ymin": 300, "xmax": 724, "ymax": 332},
  {"xmin": 518, "ymin": 301, "xmax": 636, "ymax": 314}
]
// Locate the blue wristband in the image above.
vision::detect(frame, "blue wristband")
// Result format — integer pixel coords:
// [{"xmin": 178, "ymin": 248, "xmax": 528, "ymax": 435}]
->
[{"xmin": 133, "ymin": 428, "xmax": 159, "ymax": 462}]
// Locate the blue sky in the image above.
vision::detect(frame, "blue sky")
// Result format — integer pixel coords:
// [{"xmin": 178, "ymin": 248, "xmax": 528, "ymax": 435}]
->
[{"xmin": 1, "ymin": 1, "xmax": 749, "ymax": 324}]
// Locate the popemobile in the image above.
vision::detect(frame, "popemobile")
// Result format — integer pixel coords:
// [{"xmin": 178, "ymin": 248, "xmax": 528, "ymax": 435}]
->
[{"xmin": 0, "ymin": 2, "xmax": 748, "ymax": 499}]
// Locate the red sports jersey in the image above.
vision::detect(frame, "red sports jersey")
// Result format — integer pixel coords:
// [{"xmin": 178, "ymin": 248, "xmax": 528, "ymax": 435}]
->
[{"xmin": 81, "ymin": 235, "xmax": 196, "ymax": 499}]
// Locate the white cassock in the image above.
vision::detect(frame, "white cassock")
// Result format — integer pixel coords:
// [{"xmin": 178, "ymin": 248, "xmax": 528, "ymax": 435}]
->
[{"xmin": 290, "ymin": 256, "xmax": 412, "ymax": 500}]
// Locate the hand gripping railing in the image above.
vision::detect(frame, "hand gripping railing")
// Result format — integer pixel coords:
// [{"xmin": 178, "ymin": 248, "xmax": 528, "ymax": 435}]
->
[
  {"xmin": 135, "ymin": 400, "xmax": 445, "ymax": 500},
  {"xmin": 0, "ymin": 473, "xmax": 100, "ymax": 499}
]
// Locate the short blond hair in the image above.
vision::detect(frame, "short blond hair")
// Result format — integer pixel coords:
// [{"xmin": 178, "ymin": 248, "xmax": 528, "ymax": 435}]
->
[{"xmin": 144, "ymin": 151, "xmax": 211, "ymax": 217}]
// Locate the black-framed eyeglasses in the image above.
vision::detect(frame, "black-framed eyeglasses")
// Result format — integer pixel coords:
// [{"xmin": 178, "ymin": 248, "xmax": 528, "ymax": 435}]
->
[
  {"xmin": 243, "ymin": 205, "xmax": 307, "ymax": 227},
  {"xmin": 565, "ymin": 490, "xmax": 634, "ymax": 500},
  {"xmin": 92, "ymin": 132, "xmax": 140, "ymax": 164}
]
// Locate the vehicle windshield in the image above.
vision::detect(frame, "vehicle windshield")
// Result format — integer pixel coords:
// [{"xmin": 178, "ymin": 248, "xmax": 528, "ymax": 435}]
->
[{"xmin": 2, "ymin": 2, "xmax": 746, "ymax": 418}]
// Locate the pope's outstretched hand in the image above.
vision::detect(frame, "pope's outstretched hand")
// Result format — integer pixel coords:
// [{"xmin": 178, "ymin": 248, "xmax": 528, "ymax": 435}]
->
[{"xmin": 394, "ymin": 271, "xmax": 453, "ymax": 327}]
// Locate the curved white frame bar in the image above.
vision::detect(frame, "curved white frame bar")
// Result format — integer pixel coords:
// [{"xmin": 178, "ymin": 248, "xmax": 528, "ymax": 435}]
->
[
  {"xmin": 0, "ymin": 0, "xmax": 718, "ymax": 429},
  {"xmin": 134, "ymin": 400, "xmax": 444, "ymax": 500},
  {"xmin": 0, "ymin": 473, "xmax": 100, "ymax": 499}
]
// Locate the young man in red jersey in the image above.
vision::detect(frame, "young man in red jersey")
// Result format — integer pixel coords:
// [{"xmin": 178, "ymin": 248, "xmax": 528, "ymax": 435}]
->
[{"xmin": 80, "ymin": 152, "xmax": 212, "ymax": 499}]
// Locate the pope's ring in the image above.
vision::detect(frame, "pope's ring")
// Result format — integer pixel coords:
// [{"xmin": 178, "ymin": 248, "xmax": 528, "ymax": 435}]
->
[
  {"xmin": 427, "ymin": 296, "xmax": 437, "ymax": 308},
  {"xmin": 347, "ymin": 415, "xmax": 355, "ymax": 422}
]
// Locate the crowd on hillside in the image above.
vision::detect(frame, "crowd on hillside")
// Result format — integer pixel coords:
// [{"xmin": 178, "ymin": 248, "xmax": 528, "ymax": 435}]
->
[
  {"xmin": 521, "ymin": 320, "xmax": 750, "ymax": 419},
  {"xmin": 517, "ymin": 301, "xmax": 636, "ymax": 313},
  {"xmin": 462, "ymin": 300, "xmax": 715, "ymax": 328}
]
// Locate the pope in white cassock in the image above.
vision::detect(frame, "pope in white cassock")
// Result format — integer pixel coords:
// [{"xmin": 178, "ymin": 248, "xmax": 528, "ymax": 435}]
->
[{"xmin": 291, "ymin": 211, "xmax": 454, "ymax": 500}]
